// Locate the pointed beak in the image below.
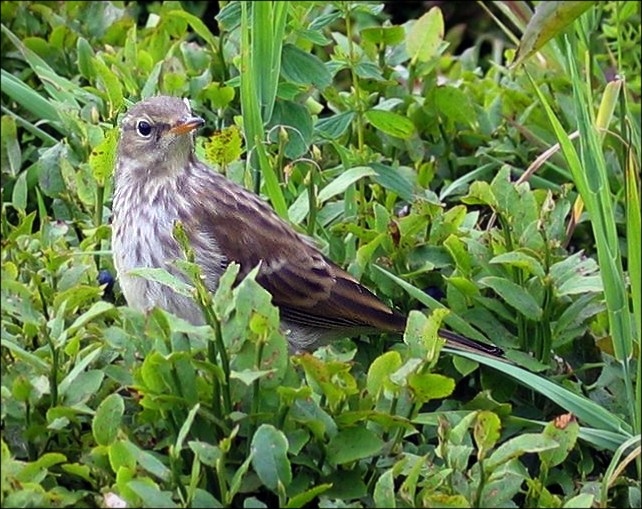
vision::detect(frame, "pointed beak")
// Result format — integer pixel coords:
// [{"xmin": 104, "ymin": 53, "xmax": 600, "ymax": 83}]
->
[{"xmin": 169, "ymin": 116, "xmax": 205, "ymax": 135}]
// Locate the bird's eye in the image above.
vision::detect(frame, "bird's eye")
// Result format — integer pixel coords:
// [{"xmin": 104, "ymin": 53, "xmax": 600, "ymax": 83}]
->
[{"xmin": 136, "ymin": 120, "xmax": 152, "ymax": 137}]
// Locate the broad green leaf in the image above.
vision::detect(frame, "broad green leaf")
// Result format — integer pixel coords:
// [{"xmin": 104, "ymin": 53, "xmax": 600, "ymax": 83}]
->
[
  {"xmin": 490, "ymin": 251, "xmax": 546, "ymax": 278},
  {"xmin": 285, "ymin": 483, "xmax": 333, "ymax": 508},
  {"xmin": 76, "ymin": 37, "xmax": 96, "ymax": 80},
  {"xmin": 434, "ymin": 86, "xmax": 474, "ymax": 126},
  {"xmin": 486, "ymin": 433, "xmax": 558, "ymax": 471},
  {"xmin": 108, "ymin": 440, "xmax": 137, "ymax": 472},
  {"xmin": 474, "ymin": 410, "xmax": 502, "ymax": 460},
  {"xmin": 250, "ymin": 424, "xmax": 291, "ymax": 492},
  {"xmin": 230, "ymin": 368, "xmax": 276, "ymax": 386},
  {"xmin": 89, "ymin": 128, "xmax": 118, "ymax": 186},
  {"xmin": 269, "ymin": 99, "xmax": 313, "ymax": 159},
  {"xmin": 2, "ymin": 115, "xmax": 21, "ymax": 177},
  {"xmin": 124, "ymin": 442, "xmax": 172, "ymax": 481},
  {"xmin": 514, "ymin": 1, "xmax": 597, "ymax": 66},
  {"xmin": 62, "ymin": 370, "xmax": 104, "ymax": 406},
  {"xmin": 317, "ymin": 166, "xmax": 376, "ymax": 203},
  {"xmin": 127, "ymin": 481, "xmax": 177, "ymax": 508},
  {"xmin": 11, "ymin": 171, "xmax": 27, "ymax": 213},
  {"xmin": 362, "ymin": 25, "xmax": 405, "ymax": 46},
  {"xmin": 16, "ymin": 453, "xmax": 67, "ymax": 482},
  {"xmin": 281, "ymin": 43, "xmax": 332, "ymax": 90},
  {"xmin": 58, "ymin": 347, "xmax": 103, "ymax": 397},
  {"xmin": 563, "ymin": 494, "xmax": 595, "ymax": 508},
  {"xmin": 93, "ymin": 56, "xmax": 123, "ymax": 116},
  {"xmin": 407, "ymin": 372, "xmax": 455, "ymax": 403},
  {"xmin": 365, "ymin": 109, "xmax": 415, "ymax": 139},
  {"xmin": 479, "ymin": 276, "xmax": 543, "ymax": 320},
  {"xmin": 167, "ymin": 9, "xmax": 217, "ymax": 50},
  {"xmin": 92, "ymin": 393, "xmax": 124, "ymax": 446},
  {"xmin": 315, "ymin": 111, "xmax": 355, "ymax": 139},
  {"xmin": 539, "ymin": 417, "xmax": 580, "ymax": 469},
  {"xmin": 370, "ymin": 162, "xmax": 414, "ymax": 202},
  {"xmin": 128, "ymin": 267, "xmax": 193, "ymax": 298},
  {"xmin": 189, "ymin": 441, "xmax": 223, "ymax": 468},
  {"xmin": 373, "ymin": 469, "xmax": 396, "ymax": 508},
  {"xmin": 68, "ymin": 301, "xmax": 115, "ymax": 334},
  {"xmin": 407, "ymin": 6, "xmax": 444, "ymax": 64},
  {"xmin": 326, "ymin": 427, "xmax": 384, "ymax": 465},
  {"xmin": 366, "ymin": 350, "xmax": 402, "ymax": 397}
]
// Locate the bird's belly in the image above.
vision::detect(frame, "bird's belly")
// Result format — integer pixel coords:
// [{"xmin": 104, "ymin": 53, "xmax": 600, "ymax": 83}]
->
[{"xmin": 112, "ymin": 206, "xmax": 204, "ymax": 324}]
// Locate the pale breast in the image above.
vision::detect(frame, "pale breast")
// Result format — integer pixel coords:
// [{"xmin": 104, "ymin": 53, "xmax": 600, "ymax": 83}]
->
[{"xmin": 111, "ymin": 177, "xmax": 209, "ymax": 324}]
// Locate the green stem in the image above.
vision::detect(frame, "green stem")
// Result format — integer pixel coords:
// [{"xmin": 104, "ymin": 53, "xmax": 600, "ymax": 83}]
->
[{"xmin": 307, "ymin": 163, "xmax": 317, "ymax": 236}]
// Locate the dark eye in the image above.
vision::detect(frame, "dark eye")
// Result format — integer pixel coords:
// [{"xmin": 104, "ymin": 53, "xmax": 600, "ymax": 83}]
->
[{"xmin": 136, "ymin": 120, "xmax": 152, "ymax": 137}]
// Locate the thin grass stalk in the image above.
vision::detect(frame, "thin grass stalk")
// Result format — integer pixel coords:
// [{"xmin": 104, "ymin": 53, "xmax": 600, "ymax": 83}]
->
[
  {"xmin": 575, "ymin": 48, "xmax": 636, "ymax": 428},
  {"xmin": 240, "ymin": 2, "xmax": 265, "ymax": 190},
  {"xmin": 529, "ymin": 39, "xmax": 637, "ymax": 440},
  {"xmin": 239, "ymin": 1, "xmax": 288, "ymax": 217}
]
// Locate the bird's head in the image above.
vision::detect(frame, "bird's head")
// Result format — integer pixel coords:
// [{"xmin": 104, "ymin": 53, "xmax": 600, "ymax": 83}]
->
[{"xmin": 116, "ymin": 96, "xmax": 204, "ymax": 181}]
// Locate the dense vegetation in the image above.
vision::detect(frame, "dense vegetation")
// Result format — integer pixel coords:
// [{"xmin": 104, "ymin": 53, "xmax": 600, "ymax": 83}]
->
[{"xmin": 1, "ymin": 1, "xmax": 640, "ymax": 507}]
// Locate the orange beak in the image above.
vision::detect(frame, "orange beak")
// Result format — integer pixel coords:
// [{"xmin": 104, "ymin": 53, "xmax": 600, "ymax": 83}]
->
[{"xmin": 169, "ymin": 116, "xmax": 205, "ymax": 135}]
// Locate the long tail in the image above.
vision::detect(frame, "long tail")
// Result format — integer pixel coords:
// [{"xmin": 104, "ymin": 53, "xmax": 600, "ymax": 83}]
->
[{"xmin": 438, "ymin": 328, "xmax": 504, "ymax": 357}]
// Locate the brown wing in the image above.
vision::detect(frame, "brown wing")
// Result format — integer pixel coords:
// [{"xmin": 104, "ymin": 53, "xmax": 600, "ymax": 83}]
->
[{"xmin": 186, "ymin": 166, "xmax": 405, "ymax": 333}]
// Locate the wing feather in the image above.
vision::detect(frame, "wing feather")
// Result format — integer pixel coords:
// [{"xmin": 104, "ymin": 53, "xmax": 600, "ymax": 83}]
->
[{"xmin": 185, "ymin": 166, "xmax": 404, "ymax": 333}]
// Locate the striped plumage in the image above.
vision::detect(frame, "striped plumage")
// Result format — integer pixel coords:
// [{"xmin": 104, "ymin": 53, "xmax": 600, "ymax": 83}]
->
[{"xmin": 112, "ymin": 96, "xmax": 502, "ymax": 356}]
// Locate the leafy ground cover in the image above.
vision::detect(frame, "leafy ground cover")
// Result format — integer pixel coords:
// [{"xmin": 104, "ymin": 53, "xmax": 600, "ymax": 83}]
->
[{"xmin": 1, "ymin": 1, "xmax": 640, "ymax": 507}]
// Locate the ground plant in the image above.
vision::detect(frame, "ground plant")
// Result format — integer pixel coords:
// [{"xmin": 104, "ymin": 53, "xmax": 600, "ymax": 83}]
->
[{"xmin": 1, "ymin": 1, "xmax": 640, "ymax": 507}]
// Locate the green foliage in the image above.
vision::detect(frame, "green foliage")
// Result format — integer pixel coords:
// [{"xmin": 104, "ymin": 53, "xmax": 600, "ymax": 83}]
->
[{"xmin": 1, "ymin": 1, "xmax": 640, "ymax": 507}]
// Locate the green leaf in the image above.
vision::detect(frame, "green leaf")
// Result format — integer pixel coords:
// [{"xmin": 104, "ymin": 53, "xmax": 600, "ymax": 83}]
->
[
  {"xmin": 315, "ymin": 111, "xmax": 355, "ymax": 139},
  {"xmin": 89, "ymin": 128, "xmax": 117, "ymax": 186},
  {"xmin": 478, "ymin": 276, "xmax": 543, "ymax": 320},
  {"xmin": 16, "ymin": 452, "xmax": 67, "ymax": 482},
  {"xmin": 11, "ymin": 171, "xmax": 28, "ymax": 213},
  {"xmin": 407, "ymin": 6, "xmax": 444, "ymax": 64},
  {"xmin": 269, "ymin": 99, "xmax": 313, "ymax": 159},
  {"xmin": 167, "ymin": 9, "xmax": 217, "ymax": 50},
  {"xmin": 250, "ymin": 424, "xmax": 292, "ymax": 492},
  {"xmin": 127, "ymin": 480, "xmax": 178, "ymax": 508},
  {"xmin": 76, "ymin": 37, "xmax": 96, "ymax": 80},
  {"xmin": 92, "ymin": 393, "xmax": 124, "ymax": 446},
  {"xmin": 68, "ymin": 301, "xmax": 115, "ymax": 334},
  {"xmin": 62, "ymin": 370, "xmax": 105, "ymax": 406},
  {"xmin": 367, "ymin": 350, "xmax": 402, "ymax": 397},
  {"xmin": 514, "ymin": 1, "xmax": 597, "ymax": 67},
  {"xmin": 108, "ymin": 440, "xmax": 137, "ymax": 472},
  {"xmin": 362, "ymin": 25, "xmax": 405, "ymax": 46},
  {"xmin": 486, "ymin": 433, "xmax": 558, "ymax": 471},
  {"xmin": 326, "ymin": 427, "xmax": 384, "ymax": 465},
  {"xmin": 407, "ymin": 372, "xmax": 455, "ymax": 403},
  {"xmin": 317, "ymin": 166, "xmax": 376, "ymax": 203},
  {"xmin": 2, "ymin": 115, "xmax": 21, "ymax": 177},
  {"xmin": 285, "ymin": 483, "xmax": 333, "ymax": 508},
  {"xmin": 434, "ymin": 86, "xmax": 475, "ymax": 126},
  {"xmin": 128, "ymin": 267, "xmax": 193, "ymax": 298},
  {"xmin": 539, "ymin": 417, "xmax": 580, "ymax": 469},
  {"xmin": 370, "ymin": 162, "xmax": 414, "ymax": 202},
  {"xmin": 490, "ymin": 251, "xmax": 546, "ymax": 279},
  {"xmin": 93, "ymin": 56, "xmax": 123, "ymax": 116},
  {"xmin": 189, "ymin": 441, "xmax": 223, "ymax": 468},
  {"xmin": 474, "ymin": 410, "xmax": 502, "ymax": 460},
  {"xmin": 281, "ymin": 43, "xmax": 331, "ymax": 90},
  {"xmin": 373, "ymin": 469, "xmax": 396, "ymax": 508},
  {"xmin": 124, "ymin": 442, "xmax": 172, "ymax": 481},
  {"xmin": 365, "ymin": 109, "xmax": 415, "ymax": 139},
  {"xmin": 230, "ymin": 368, "xmax": 276, "ymax": 386}
]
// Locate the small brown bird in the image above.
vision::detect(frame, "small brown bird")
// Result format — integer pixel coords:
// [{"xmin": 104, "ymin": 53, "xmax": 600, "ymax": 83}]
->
[{"xmin": 111, "ymin": 96, "xmax": 502, "ymax": 356}]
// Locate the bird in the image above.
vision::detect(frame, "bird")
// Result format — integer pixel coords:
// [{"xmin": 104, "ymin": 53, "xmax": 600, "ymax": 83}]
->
[{"xmin": 111, "ymin": 95, "xmax": 502, "ymax": 357}]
